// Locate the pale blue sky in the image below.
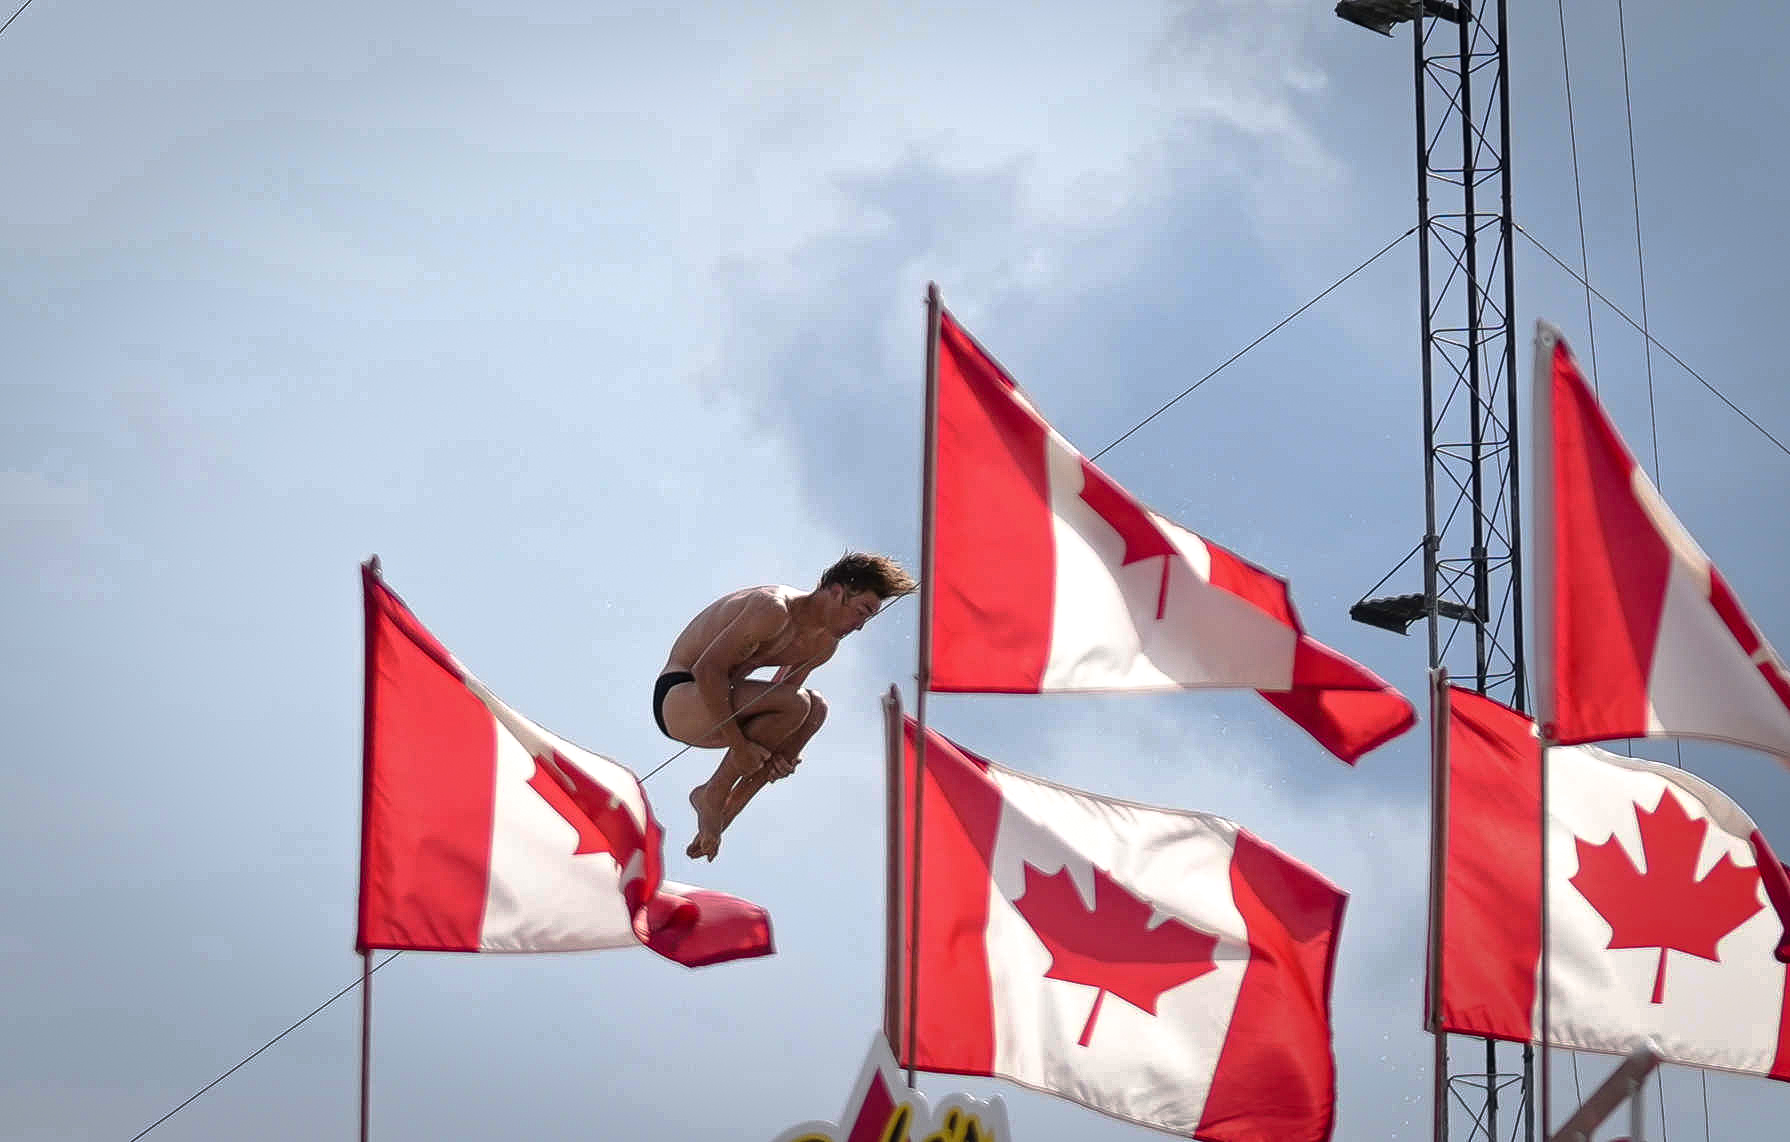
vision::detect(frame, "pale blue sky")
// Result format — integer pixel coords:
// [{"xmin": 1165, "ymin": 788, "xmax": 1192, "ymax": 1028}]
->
[{"xmin": 4, "ymin": 2, "xmax": 1788, "ymax": 1139}]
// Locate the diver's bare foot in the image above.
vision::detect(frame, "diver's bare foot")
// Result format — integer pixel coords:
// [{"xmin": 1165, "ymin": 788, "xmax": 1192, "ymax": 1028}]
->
[
  {"xmin": 684, "ymin": 832, "xmax": 719, "ymax": 861},
  {"xmin": 686, "ymin": 784, "xmax": 724, "ymax": 862}
]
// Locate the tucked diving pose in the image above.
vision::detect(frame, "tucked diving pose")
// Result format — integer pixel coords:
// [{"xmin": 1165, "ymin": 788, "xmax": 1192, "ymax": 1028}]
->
[{"xmin": 653, "ymin": 552, "xmax": 915, "ymax": 861}]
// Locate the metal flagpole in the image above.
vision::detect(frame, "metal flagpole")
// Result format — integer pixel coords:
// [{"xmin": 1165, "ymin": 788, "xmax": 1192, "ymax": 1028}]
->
[
  {"xmin": 359, "ymin": 950, "xmax": 372, "ymax": 1142},
  {"xmin": 1538, "ymin": 729, "xmax": 1554, "ymax": 1140},
  {"xmin": 882, "ymin": 684, "xmax": 905, "ymax": 1056},
  {"xmin": 358, "ymin": 554, "xmax": 381, "ymax": 1142},
  {"xmin": 1529, "ymin": 322, "xmax": 1558, "ymax": 1142},
  {"xmin": 1428, "ymin": 667, "xmax": 1452, "ymax": 1142},
  {"xmin": 904, "ymin": 282, "xmax": 943, "ymax": 1089}
]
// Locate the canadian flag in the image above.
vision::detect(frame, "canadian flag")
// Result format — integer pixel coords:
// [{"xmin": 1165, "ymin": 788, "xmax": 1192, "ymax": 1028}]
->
[
  {"xmin": 1533, "ymin": 322, "xmax": 1790, "ymax": 765},
  {"xmin": 890, "ymin": 717, "xmax": 1345, "ymax": 1141},
  {"xmin": 927, "ymin": 304, "xmax": 1413, "ymax": 763},
  {"xmin": 1439, "ymin": 686, "xmax": 1790, "ymax": 1077},
  {"xmin": 356, "ymin": 563, "xmax": 773, "ymax": 966}
]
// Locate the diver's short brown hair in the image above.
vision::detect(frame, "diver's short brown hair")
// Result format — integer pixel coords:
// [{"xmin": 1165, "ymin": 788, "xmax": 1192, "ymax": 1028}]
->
[{"xmin": 818, "ymin": 552, "xmax": 916, "ymax": 599}]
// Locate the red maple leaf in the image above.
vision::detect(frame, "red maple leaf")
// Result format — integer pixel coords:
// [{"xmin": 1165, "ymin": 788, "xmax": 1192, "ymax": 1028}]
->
[
  {"xmin": 1011, "ymin": 862, "xmax": 1218, "ymax": 1046},
  {"xmin": 1077, "ymin": 459, "xmax": 1178, "ymax": 620},
  {"xmin": 1569, "ymin": 791, "xmax": 1764, "ymax": 1004},
  {"xmin": 526, "ymin": 753, "xmax": 660, "ymax": 910}
]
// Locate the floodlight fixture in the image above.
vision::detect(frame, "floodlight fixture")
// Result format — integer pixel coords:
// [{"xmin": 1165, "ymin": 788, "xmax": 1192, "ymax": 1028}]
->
[
  {"xmin": 1349, "ymin": 592, "xmax": 1478, "ymax": 635},
  {"xmin": 1334, "ymin": 0, "xmax": 1467, "ymax": 36}
]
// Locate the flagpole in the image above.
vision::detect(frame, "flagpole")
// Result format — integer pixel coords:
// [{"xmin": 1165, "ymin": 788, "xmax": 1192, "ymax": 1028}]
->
[
  {"xmin": 881, "ymin": 684, "xmax": 904, "ymax": 1056},
  {"xmin": 1529, "ymin": 323, "xmax": 1556, "ymax": 1142},
  {"xmin": 359, "ymin": 949, "xmax": 372, "ymax": 1142},
  {"xmin": 1538, "ymin": 728, "xmax": 1553, "ymax": 1140},
  {"xmin": 1427, "ymin": 667, "xmax": 1451, "ymax": 1142},
  {"xmin": 357, "ymin": 555, "xmax": 382, "ymax": 1142},
  {"xmin": 905, "ymin": 281, "xmax": 943, "ymax": 1090}
]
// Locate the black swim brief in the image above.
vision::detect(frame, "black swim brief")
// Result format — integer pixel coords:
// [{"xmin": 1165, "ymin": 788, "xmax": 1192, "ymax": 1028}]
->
[{"xmin": 653, "ymin": 670, "xmax": 695, "ymax": 738}]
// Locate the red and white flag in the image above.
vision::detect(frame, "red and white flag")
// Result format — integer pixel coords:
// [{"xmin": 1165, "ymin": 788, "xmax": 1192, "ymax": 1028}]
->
[
  {"xmin": 1533, "ymin": 322, "xmax": 1790, "ymax": 765},
  {"xmin": 1439, "ymin": 686, "xmax": 1790, "ymax": 1076},
  {"xmin": 890, "ymin": 718, "xmax": 1345, "ymax": 1140},
  {"xmin": 356, "ymin": 563, "xmax": 774, "ymax": 966},
  {"xmin": 927, "ymin": 305, "xmax": 1414, "ymax": 763}
]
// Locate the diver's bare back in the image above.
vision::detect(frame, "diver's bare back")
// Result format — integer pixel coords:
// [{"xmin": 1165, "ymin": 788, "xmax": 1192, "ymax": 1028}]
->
[{"xmin": 661, "ymin": 585, "xmax": 827, "ymax": 678}]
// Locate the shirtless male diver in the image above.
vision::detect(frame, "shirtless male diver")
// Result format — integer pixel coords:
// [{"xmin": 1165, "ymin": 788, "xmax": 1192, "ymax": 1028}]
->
[{"xmin": 654, "ymin": 552, "xmax": 914, "ymax": 861}]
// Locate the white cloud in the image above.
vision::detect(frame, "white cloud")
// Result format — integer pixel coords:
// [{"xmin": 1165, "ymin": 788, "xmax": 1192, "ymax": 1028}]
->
[{"xmin": 690, "ymin": 1, "xmax": 1343, "ymax": 273}]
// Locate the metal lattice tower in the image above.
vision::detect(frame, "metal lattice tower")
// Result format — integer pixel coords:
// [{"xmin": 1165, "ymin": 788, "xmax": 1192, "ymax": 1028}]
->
[
  {"xmin": 1346, "ymin": 1, "xmax": 1530, "ymax": 1139},
  {"xmin": 1410, "ymin": 0, "xmax": 1526, "ymax": 713},
  {"xmin": 1418, "ymin": 3, "xmax": 1529, "ymax": 1140}
]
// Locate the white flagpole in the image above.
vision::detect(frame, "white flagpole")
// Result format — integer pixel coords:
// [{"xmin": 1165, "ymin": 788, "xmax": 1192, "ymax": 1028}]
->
[{"xmin": 1428, "ymin": 667, "xmax": 1451, "ymax": 1142}]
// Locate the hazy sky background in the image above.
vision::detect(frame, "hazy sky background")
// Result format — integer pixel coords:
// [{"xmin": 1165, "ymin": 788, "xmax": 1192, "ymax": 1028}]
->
[{"xmin": 5, "ymin": 2, "xmax": 1788, "ymax": 1139}]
